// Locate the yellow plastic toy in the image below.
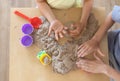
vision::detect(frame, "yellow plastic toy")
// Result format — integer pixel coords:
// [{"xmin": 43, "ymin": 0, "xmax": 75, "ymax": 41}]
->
[{"xmin": 37, "ymin": 50, "xmax": 51, "ymax": 65}]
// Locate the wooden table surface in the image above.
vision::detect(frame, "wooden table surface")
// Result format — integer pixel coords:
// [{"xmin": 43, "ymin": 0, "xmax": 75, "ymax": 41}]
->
[
  {"xmin": 1, "ymin": 1, "xmax": 120, "ymax": 81},
  {"xmin": 10, "ymin": 8, "xmax": 109, "ymax": 81}
]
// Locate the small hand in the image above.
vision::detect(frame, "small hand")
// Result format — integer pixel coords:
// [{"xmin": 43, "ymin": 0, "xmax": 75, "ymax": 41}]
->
[
  {"xmin": 48, "ymin": 20, "xmax": 68, "ymax": 40},
  {"xmin": 76, "ymin": 53, "xmax": 107, "ymax": 74},
  {"xmin": 77, "ymin": 39, "xmax": 104, "ymax": 57},
  {"xmin": 69, "ymin": 22, "xmax": 84, "ymax": 37}
]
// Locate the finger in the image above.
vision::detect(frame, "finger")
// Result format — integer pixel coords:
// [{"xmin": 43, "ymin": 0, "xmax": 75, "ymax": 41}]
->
[
  {"xmin": 76, "ymin": 60, "xmax": 85, "ymax": 66},
  {"xmin": 62, "ymin": 30, "xmax": 67, "ymax": 34},
  {"xmin": 80, "ymin": 47, "xmax": 91, "ymax": 57},
  {"xmin": 94, "ymin": 53, "xmax": 103, "ymax": 62},
  {"xmin": 76, "ymin": 62, "xmax": 81, "ymax": 68},
  {"xmin": 97, "ymin": 48, "xmax": 105, "ymax": 57},
  {"xmin": 70, "ymin": 32, "xmax": 78, "ymax": 36},
  {"xmin": 76, "ymin": 60, "xmax": 90, "ymax": 68},
  {"xmin": 69, "ymin": 31, "xmax": 79, "ymax": 37},
  {"xmin": 71, "ymin": 23, "xmax": 77, "ymax": 28},
  {"xmin": 78, "ymin": 45, "xmax": 87, "ymax": 53},
  {"xmin": 55, "ymin": 31, "xmax": 59, "ymax": 41},
  {"xmin": 78, "ymin": 44, "xmax": 85, "ymax": 50},
  {"xmin": 77, "ymin": 63, "xmax": 87, "ymax": 69},
  {"xmin": 69, "ymin": 30, "xmax": 76, "ymax": 34},
  {"xmin": 57, "ymin": 27, "xmax": 63, "ymax": 33},
  {"xmin": 81, "ymin": 67, "xmax": 94, "ymax": 73},
  {"xmin": 64, "ymin": 27, "xmax": 68, "ymax": 30},
  {"xmin": 79, "ymin": 47, "xmax": 88, "ymax": 57},
  {"xmin": 59, "ymin": 32, "xmax": 64, "ymax": 38},
  {"xmin": 69, "ymin": 29, "xmax": 78, "ymax": 34},
  {"xmin": 77, "ymin": 45, "xmax": 86, "ymax": 55},
  {"xmin": 70, "ymin": 33, "xmax": 78, "ymax": 37},
  {"xmin": 78, "ymin": 46, "xmax": 88, "ymax": 57},
  {"xmin": 69, "ymin": 30, "xmax": 79, "ymax": 36},
  {"xmin": 81, "ymin": 47, "xmax": 92, "ymax": 57},
  {"xmin": 48, "ymin": 27, "xmax": 52, "ymax": 36},
  {"xmin": 70, "ymin": 24, "xmax": 74, "ymax": 28}
]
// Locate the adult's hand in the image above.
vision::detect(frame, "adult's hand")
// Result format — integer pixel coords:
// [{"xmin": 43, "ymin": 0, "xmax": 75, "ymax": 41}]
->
[
  {"xmin": 77, "ymin": 38, "xmax": 104, "ymax": 57},
  {"xmin": 76, "ymin": 53, "xmax": 106, "ymax": 74}
]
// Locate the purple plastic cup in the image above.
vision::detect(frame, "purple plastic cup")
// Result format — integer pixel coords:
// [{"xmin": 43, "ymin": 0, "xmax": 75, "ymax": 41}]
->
[
  {"xmin": 21, "ymin": 35, "xmax": 33, "ymax": 47},
  {"xmin": 22, "ymin": 23, "xmax": 34, "ymax": 34}
]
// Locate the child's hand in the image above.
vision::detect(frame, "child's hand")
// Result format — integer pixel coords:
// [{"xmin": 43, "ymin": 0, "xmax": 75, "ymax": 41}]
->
[
  {"xmin": 77, "ymin": 38, "xmax": 104, "ymax": 57},
  {"xmin": 48, "ymin": 20, "xmax": 68, "ymax": 41},
  {"xmin": 76, "ymin": 53, "xmax": 107, "ymax": 74},
  {"xmin": 69, "ymin": 22, "xmax": 85, "ymax": 37}
]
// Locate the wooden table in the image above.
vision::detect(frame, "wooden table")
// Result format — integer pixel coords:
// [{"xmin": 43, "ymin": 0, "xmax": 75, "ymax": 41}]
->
[{"xmin": 10, "ymin": 8, "xmax": 109, "ymax": 81}]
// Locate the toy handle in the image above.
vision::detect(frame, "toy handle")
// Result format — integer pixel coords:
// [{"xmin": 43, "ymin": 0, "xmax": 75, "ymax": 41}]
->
[{"xmin": 14, "ymin": 11, "xmax": 31, "ymax": 21}]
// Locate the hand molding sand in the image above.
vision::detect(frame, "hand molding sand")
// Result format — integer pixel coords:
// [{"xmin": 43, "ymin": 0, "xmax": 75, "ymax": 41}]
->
[{"xmin": 33, "ymin": 13, "xmax": 99, "ymax": 74}]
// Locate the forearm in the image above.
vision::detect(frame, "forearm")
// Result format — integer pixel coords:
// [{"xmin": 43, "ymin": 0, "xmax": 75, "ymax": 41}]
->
[
  {"xmin": 36, "ymin": 0, "xmax": 56, "ymax": 23},
  {"xmin": 80, "ymin": 0, "xmax": 93, "ymax": 28},
  {"xmin": 92, "ymin": 12, "xmax": 115, "ymax": 43},
  {"xmin": 104, "ymin": 65, "xmax": 120, "ymax": 81}
]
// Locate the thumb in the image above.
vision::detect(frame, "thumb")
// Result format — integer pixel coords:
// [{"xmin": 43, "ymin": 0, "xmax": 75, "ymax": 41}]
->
[
  {"xmin": 93, "ymin": 52, "xmax": 103, "ymax": 63},
  {"xmin": 48, "ymin": 26, "xmax": 52, "ymax": 36},
  {"xmin": 70, "ymin": 23, "xmax": 77, "ymax": 28},
  {"xmin": 69, "ymin": 29, "xmax": 75, "ymax": 33},
  {"xmin": 97, "ymin": 48, "xmax": 105, "ymax": 57},
  {"xmin": 64, "ymin": 26, "xmax": 68, "ymax": 30}
]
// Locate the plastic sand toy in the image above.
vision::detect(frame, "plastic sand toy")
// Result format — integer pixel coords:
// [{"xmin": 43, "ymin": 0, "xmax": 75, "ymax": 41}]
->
[
  {"xmin": 22, "ymin": 23, "xmax": 34, "ymax": 34},
  {"xmin": 37, "ymin": 50, "xmax": 51, "ymax": 65},
  {"xmin": 14, "ymin": 10, "xmax": 42, "ymax": 29},
  {"xmin": 21, "ymin": 35, "xmax": 33, "ymax": 47}
]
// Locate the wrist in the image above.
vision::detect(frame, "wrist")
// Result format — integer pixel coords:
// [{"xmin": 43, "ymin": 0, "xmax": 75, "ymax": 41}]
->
[
  {"xmin": 78, "ymin": 21, "xmax": 86, "ymax": 30},
  {"xmin": 50, "ymin": 19, "xmax": 58, "ymax": 24},
  {"xmin": 102, "ymin": 64, "xmax": 109, "ymax": 75},
  {"xmin": 90, "ymin": 37, "xmax": 99, "ymax": 46},
  {"xmin": 79, "ymin": 20, "xmax": 87, "ymax": 27},
  {"xmin": 49, "ymin": 17, "xmax": 58, "ymax": 24},
  {"xmin": 103, "ymin": 65, "xmax": 120, "ymax": 81},
  {"xmin": 103, "ymin": 65, "xmax": 116, "ymax": 78},
  {"xmin": 91, "ymin": 35, "xmax": 101, "ymax": 44}
]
